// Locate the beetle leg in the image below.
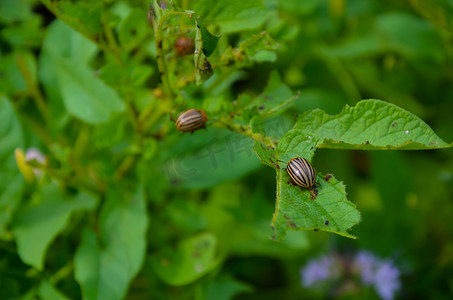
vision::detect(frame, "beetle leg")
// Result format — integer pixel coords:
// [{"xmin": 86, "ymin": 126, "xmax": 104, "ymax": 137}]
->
[
  {"xmin": 309, "ymin": 188, "xmax": 318, "ymax": 200},
  {"xmin": 287, "ymin": 180, "xmax": 298, "ymax": 186}
]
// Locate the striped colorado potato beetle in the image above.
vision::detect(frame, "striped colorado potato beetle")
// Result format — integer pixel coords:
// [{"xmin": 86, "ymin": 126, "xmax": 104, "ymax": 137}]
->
[
  {"xmin": 285, "ymin": 157, "xmax": 319, "ymax": 199},
  {"xmin": 175, "ymin": 109, "xmax": 208, "ymax": 133}
]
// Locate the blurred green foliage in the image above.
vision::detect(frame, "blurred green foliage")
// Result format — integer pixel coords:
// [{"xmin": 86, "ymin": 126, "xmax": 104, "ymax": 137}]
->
[{"xmin": 1, "ymin": 0, "xmax": 453, "ymax": 299}]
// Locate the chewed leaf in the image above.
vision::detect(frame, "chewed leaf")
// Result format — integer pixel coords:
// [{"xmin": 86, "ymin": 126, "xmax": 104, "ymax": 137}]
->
[
  {"xmin": 247, "ymin": 71, "xmax": 297, "ymax": 118},
  {"xmin": 270, "ymin": 129, "xmax": 360, "ymax": 239},
  {"xmin": 194, "ymin": 19, "xmax": 213, "ymax": 85},
  {"xmin": 195, "ymin": 19, "xmax": 219, "ymax": 57},
  {"xmin": 255, "ymin": 99, "xmax": 450, "ymax": 241},
  {"xmin": 294, "ymin": 99, "xmax": 450, "ymax": 149},
  {"xmin": 272, "ymin": 172, "xmax": 360, "ymax": 240},
  {"xmin": 250, "ymin": 116, "xmax": 278, "ymax": 168},
  {"xmin": 277, "ymin": 129, "xmax": 317, "ymax": 164},
  {"xmin": 218, "ymin": 32, "xmax": 279, "ymax": 69}
]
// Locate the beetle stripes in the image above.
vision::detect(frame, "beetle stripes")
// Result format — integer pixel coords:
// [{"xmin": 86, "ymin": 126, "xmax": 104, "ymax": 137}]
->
[
  {"xmin": 175, "ymin": 109, "xmax": 207, "ymax": 132},
  {"xmin": 286, "ymin": 157, "xmax": 316, "ymax": 188}
]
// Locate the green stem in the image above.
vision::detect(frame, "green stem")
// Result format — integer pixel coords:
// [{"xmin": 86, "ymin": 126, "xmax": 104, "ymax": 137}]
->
[
  {"xmin": 211, "ymin": 115, "xmax": 277, "ymax": 149},
  {"xmin": 16, "ymin": 54, "xmax": 48, "ymax": 122},
  {"xmin": 153, "ymin": 11, "xmax": 192, "ymax": 97},
  {"xmin": 154, "ymin": 26, "xmax": 172, "ymax": 96},
  {"xmin": 44, "ymin": 165, "xmax": 105, "ymax": 195},
  {"xmin": 50, "ymin": 260, "xmax": 73, "ymax": 285},
  {"xmin": 101, "ymin": 14, "xmax": 123, "ymax": 65}
]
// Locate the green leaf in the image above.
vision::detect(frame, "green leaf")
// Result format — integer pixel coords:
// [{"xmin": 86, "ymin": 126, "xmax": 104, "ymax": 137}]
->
[
  {"xmin": 0, "ymin": 52, "xmax": 37, "ymax": 96},
  {"xmin": 294, "ymin": 99, "xmax": 450, "ymax": 149},
  {"xmin": 98, "ymin": 61, "xmax": 154, "ymax": 89},
  {"xmin": 0, "ymin": 173, "xmax": 24, "ymax": 240},
  {"xmin": 38, "ymin": 280, "xmax": 70, "ymax": 300},
  {"xmin": 194, "ymin": 22, "xmax": 213, "ymax": 85},
  {"xmin": 0, "ymin": 97, "xmax": 24, "ymax": 161},
  {"xmin": 375, "ymin": 13, "xmax": 444, "ymax": 62},
  {"xmin": 40, "ymin": 0, "xmax": 104, "ymax": 41},
  {"xmin": 218, "ymin": 32, "xmax": 279, "ymax": 69},
  {"xmin": 273, "ymin": 169, "xmax": 361, "ymax": 240},
  {"xmin": 93, "ymin": 114, "xmax": 127, "ymax": 149},
  {"xmin": 0, "ymin": 0, "xmax": 32, "ymax": 23},
  {"xmin": 1, "ymin": 15, "xmax": 44, "ymax": 48},
  {"xmin": 195, "ymin": 19, "xmax": 219, "ymax": 57},
  {"xmin": 163, "ymin": 129, "xmax": 261, "ymax": 189},
  {"xmin": 151, "ymin": 232, "xmax": 221, "ymax": 286},
  {"xmin": 11, "ymin": 184, "xmax": 98, "ymax": 270},
  {"xmin": 246, "ymin": 71, "xmax": 297, "ymax": 118},
  {"xmin": 278, "ymin": 0, "xmax": 319, "ymax": 14},
  {"xmin": 0, "ymin": 97, "xmax": 24, "ymax": 240},
  {"xmin": 190, "ymin": 0, "xmax": 271, "ymax": 33},
  {"xmin": 118, "ymin": 8, "xmax": 150, "ymax": 51},
  {"xmin": 51, "ymin": 55, "xmax": 125, "ymax": 124},
  {"xmin": 39, "ymin": 20, "xmax": 99, "ymax": 130},
  {"xmin": 271, "ymin": 130, "xmax": 360, "ymax": 240},
  {"xmin": 250, "ymin": 116, "xmax": 278, "ymax": 168},
  {"xmin": 41, "ymin": 20, "xmax": 98, "ymax": 64},
  {"xmin": 410, "ymin": 0, "xmax": 453, "ymax": 32},
  {"xmin": 74, "ymin": 188, "xmax": 148, "ymax": 300},
  {"xmin": 205, "ymin": 275, "xmax": 252, "ymax": 300}
]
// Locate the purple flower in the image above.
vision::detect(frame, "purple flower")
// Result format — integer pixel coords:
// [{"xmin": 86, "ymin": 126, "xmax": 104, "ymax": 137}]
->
[
  {"xmin": 25, "ymin": 148, "xmax": 46, "ymax": 177},
  {"xmin": 25, "ymin": 148, "xmax": 46, "ymax": 164},
  {"xmin": 300, "ymin": 255, "xmax": 339, "ymax": 287},
  {"xmin": 301, "ymin": 251, "xmax": 401, "ymax": 300},
  {"xmin": 354, "ymin": 251, "xmax": 401, "ymax": 300},
  {"xmin": 355, "ymin": 251, "xmax": 378, "ymax": 284},
  {"xmin": 373, "ymin": 260, "xmax": 401, "ymax": 300}
]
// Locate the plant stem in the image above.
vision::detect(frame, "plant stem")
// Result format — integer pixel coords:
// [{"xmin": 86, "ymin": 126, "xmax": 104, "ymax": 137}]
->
[
  {"xmin": 50, "ymin": 260, "xmax": 73, "ymax": 285},
  {"xmin": 153, "ymin": 11, "xmax": 192, "ymax": 97},
  {"xmin": 101, "ymin": 14, "xmax": 123, "ymax": 65},
  {"xmin": 15, "ymin": 54, "xmax": 48, "ymax": 122},
  {"xmin": 212, "ymin": 115, "xmax": 278, "ymax": 149}
]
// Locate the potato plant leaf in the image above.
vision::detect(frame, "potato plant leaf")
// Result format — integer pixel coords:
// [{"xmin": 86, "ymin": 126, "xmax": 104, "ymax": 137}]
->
[
  {"xmin": 255, "ymin": 99, "xmax": 451, "ymax": 240},
  {"xmin": 273, "ymin": 170, "xmax": 360, "ymax": 240},
  {"xmin": 38, "ymin": 280, "xmax": 70, "ymax": 300},
  {"xmin": 190, "ymin": 0, "xmax": 271, "ymax": 33},
  {"xmin": 51, "ymin": 55, "xmax": 126, "ymax": 124},
  {"xmin": 0, "ymin": 97, "xmax": 24, "ymax": 240},
  {"xmin": 272, "ymin": 130, "xmax": 360, "ymax": 240},
  {"xmin": 40, "ymin": 0, "xmax": 104, "ymax": 42},
  {"xmin": 12, "ymin": 184, "xmax": 97, "ymax": 270},
  {"xmin": 295, "ymin": 99, "xmax": 450, "ymax": 150},
  {"xmin": 217, "ymin": 32, "xmax": 279, "ymax": 69},
  {"xmin": 150, "ymin": 232, "xmax": 221, "ymax": 286},
  {"xmin": 74, "ymin": 188, "xmax": 148, "ymax": 300},
  {"xmin": 195, "ymin": 19, "xmax": 219, "ymax": 57},
  {"xmin": 250, "ymin": 116, "xmax": 278, "ymax": 168},
  {"xmin": 194, "ymin": 20, "xmax": 214, "ymax": 84}
]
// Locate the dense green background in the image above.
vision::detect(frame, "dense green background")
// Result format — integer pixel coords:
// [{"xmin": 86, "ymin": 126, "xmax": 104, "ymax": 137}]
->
[{"xmin": 1, "ymin": 0, "xmax": 453, "ymax": 299}]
